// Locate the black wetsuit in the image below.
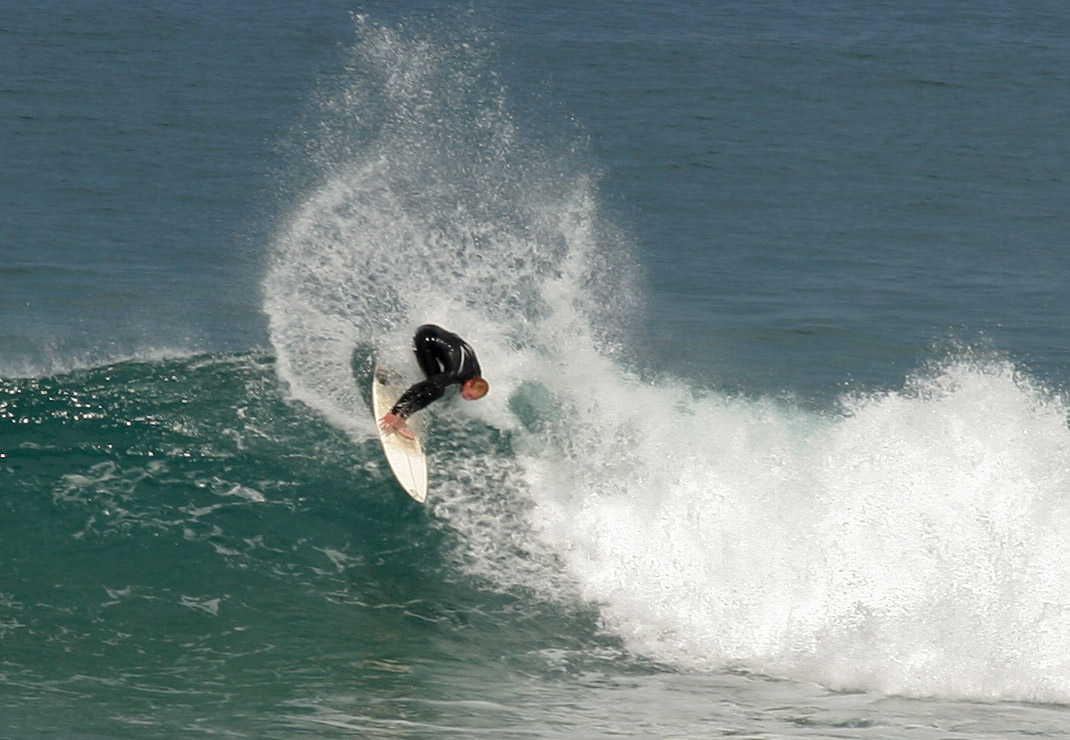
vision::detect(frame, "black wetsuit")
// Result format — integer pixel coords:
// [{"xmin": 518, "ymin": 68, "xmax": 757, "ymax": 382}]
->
[{"xmin": 390, "ymin": 324, "xmax": 482, "ymax": 419}]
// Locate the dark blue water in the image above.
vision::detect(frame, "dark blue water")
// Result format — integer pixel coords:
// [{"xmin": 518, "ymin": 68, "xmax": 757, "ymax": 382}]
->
[{"xmin": 4, "ymin": 1, "xmax": 1070, "ymax": 737}]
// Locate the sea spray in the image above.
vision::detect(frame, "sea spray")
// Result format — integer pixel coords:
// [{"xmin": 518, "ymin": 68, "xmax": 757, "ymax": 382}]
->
[{"xmin": 263, "ymin": 16, "xmax": 636, "ymax": 443}]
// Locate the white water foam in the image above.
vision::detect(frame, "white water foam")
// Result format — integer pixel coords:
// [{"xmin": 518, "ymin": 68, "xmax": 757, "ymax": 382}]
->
[
  {"xmin": 264, "ymin": 18, "xmax": 1070, "ymax": 703},
  {"xmin": 529, "ymin": 355, "xmax": 1070, "ymax": 702}
]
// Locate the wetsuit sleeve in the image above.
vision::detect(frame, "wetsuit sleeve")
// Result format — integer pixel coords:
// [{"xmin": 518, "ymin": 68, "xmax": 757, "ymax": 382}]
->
[{"xmin": 389, "ymin": 375, "xmax": 450, "ymax": 419}]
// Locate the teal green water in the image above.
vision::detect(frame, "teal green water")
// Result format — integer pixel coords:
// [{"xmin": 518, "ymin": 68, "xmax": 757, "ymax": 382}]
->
[{"xmin": 1, "ymin": 354, "xmax": 617, "ymax": 736}]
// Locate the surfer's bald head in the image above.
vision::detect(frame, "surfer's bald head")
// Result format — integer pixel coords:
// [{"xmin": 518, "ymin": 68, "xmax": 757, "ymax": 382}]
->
[{"xmin": 462, "ymin": 377, "xmax": 489, "ymax": 400}]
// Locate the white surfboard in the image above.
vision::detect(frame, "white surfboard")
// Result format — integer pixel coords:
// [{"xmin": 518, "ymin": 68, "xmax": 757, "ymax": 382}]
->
[{"xmin": 371, "ymin": 366, "xmax": 428, "ymax": 503}]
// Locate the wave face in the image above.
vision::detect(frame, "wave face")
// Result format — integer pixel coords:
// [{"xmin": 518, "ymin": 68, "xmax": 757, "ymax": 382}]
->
[
  {"xmin": 0, "ymin": 351, "xmax": 614, "ymax": 738},
  {"xmin": 259, "ymin": 17, "xmax": 1070, "ymax": 705}
]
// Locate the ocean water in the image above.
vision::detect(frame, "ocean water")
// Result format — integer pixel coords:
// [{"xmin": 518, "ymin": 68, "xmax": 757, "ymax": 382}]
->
[{"xmin": 3, "ymin": 1, "xmax": 1070, "ymax": 738}]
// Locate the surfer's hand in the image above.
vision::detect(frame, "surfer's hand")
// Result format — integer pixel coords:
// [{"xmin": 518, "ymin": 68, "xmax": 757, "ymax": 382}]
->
[{"xmin": 379, "ymin": 412, "xmax": 415, "ymax": 440}]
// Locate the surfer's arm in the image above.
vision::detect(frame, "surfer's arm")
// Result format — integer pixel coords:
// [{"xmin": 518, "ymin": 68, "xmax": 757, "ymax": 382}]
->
[{"xmin": 390, "ymin": 375, "xmax": 450, "ymax": 419}]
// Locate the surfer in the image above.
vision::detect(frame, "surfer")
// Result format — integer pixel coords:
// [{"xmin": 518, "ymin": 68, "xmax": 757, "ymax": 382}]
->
[{"xmin": 378, "ymin": 324, "xmax": 489, "ymax": 439}]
